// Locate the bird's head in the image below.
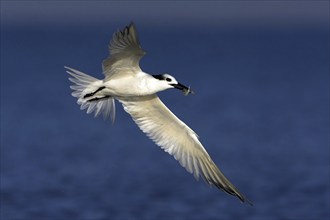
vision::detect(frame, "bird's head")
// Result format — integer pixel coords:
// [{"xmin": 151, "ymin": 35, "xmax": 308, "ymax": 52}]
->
[{"xmin": 152, "ymin": 74, "xmax": 194, "ymax": 96}]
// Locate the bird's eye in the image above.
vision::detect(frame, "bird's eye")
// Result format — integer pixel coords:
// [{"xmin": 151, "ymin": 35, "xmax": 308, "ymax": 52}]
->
[{"xmin": 166, "ymin": 78, "xmax": 172, "ymax": 82}]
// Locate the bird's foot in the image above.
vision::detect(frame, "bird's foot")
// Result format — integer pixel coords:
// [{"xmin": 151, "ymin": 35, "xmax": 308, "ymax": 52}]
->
[
  {"xmin": 83, "ymin": 86, "xmax": 106, "ymax": 98},
  {"xmin": 88, "ymin": 95, "xmax": 110, "ymax": 102}
]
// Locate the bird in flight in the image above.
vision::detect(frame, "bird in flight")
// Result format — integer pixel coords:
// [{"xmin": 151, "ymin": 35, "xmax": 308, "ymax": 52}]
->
[{"xmin": 66, "ymin": 22, "xmax": 251, "ymax": 205}]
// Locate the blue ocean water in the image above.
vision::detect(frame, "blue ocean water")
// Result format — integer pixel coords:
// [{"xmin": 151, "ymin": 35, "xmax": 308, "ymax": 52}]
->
[{"xmin": 1, "ymin": 24, "xmax": 329, "ymax": 220}]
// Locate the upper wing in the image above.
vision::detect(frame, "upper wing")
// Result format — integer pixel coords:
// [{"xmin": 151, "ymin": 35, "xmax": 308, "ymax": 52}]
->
[
  {"xmin": 118, "ymin": 95, "xmax": 251, "ymax": 204},
  {"xmin": 102, "ymin": 22, "xmax": 146, "ymax": 80}
]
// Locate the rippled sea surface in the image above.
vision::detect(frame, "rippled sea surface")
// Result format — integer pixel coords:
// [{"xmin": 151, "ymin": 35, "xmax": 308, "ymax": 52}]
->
[{"xmin": 1, "ymin": 23, "xmax": 329, "ymax": 220}]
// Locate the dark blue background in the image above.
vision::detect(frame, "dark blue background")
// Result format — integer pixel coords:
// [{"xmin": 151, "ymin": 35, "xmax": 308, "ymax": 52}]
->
[{"xmin": 1, "ymin": 2, "xmax": 329, "ymax": 220}]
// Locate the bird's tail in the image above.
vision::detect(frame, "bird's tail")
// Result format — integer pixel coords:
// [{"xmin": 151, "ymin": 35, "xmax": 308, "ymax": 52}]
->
[{"xmin": 65, "ymin": 66, "xmax": 116, "ymax": 123}]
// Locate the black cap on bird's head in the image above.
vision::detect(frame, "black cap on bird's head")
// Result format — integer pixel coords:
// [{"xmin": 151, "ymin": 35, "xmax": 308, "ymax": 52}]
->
[{"xmin": 152, "ymin": 74, "xmax": 194, "ymax": 96}]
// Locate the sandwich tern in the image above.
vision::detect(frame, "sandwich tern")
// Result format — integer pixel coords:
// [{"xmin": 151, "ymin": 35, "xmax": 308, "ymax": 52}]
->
[{"xmin": 66, "ymin": 23, "xmax": 251, "ymax": 205}]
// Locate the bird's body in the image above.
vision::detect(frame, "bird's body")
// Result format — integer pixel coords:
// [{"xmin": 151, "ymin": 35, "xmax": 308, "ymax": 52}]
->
[
  {"xmin": 66, "ymin": 23, "xmax": 251, "ymax": 205},
  {"xmin": 103, "ymin": 72, "xmax": 168, "ymax": 97},
  {"xmin": 93, "ymin": 72, "xmax": 156, "ymax": 97}
]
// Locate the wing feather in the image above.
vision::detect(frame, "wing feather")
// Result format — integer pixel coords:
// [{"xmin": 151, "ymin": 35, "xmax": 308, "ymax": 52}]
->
[
  {"xmin": 102, "ymin": 22, "xmax": 146, "ymax": 79},
  {"xmin": 118, "ymin": 95, "xmax": 251, "ymax": 204}
]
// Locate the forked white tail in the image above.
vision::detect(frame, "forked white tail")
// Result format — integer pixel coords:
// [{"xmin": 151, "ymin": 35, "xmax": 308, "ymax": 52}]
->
[{"xmin": 65, "ymin": 66, "xmax": 116, "ymax": 123}]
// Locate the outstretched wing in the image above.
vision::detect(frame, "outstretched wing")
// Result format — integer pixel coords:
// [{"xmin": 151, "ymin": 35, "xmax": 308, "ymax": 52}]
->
[
  {"xmin": 102, "ymin": 22, "xmax": 146, "ymax": 80},
  {"xmin": 118, "ymin": 95, "xmax": 251, "ymax": 204}
]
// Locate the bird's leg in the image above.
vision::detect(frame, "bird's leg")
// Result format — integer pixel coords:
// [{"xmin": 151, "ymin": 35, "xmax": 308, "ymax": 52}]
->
[
  {"xmin": 84, "ymin": 86, "xmax": 106, "ymax": 98},
  {"xmin": 88, "ymin": 95, "xmax": 110, "ymax": 102}
]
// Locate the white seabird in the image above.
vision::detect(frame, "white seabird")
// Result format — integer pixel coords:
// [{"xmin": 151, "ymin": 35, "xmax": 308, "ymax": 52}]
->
[{"xmin": 66, "ymin": 23, "xmax": 251, "ymax": 205}]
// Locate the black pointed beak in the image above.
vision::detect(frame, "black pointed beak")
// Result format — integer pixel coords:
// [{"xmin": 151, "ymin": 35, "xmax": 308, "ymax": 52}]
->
[{"xmin": 171, "ymin": 83, "xmax": 194, "ymax": 95}]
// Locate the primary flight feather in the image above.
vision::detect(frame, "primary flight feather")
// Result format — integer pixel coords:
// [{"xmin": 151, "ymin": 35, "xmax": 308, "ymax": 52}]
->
[{"xmin": 66, "ymin": 22, "xmax": 251, "ymax": 205}]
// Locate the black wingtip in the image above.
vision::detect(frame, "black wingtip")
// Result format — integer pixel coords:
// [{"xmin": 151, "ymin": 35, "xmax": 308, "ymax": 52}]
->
[
  {"xmin": 243, "ymin": 198, "xmax": 254, "ymax": 206},
  {"xmin": 127, "ymin": 22, "xmax": 136, "ymax": 32},
  {"xmin": 120, "ymin": 22, "xmax": 137, "ymax": 37},
  {"xmin": 238, "ymin": 194, "xmax": 253, "ymax": 206},
  {"xmin": 129, "ymin": 21, "xmax": 135, "ymax": 27}
]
